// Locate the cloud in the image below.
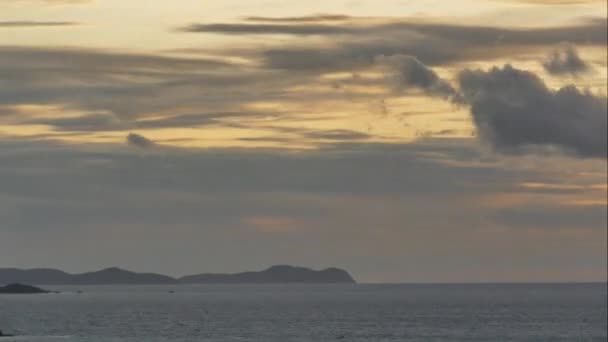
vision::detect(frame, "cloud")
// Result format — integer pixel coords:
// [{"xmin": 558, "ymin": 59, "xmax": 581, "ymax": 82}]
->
[
  {"xmin": 0, "ymin": 46, "xmax": 295, "ymax": 121},
  {"xmin": 300, "ymin": 129, "xmax": 371, "ymax": 141},
  {"xmin": 248, "ymin": 127, "xmax": 372, "ymax": 142},
  {"xmin": 245, "ymin": 15, "xmax": 352, "ymax": 22},
  {"xmin": 180, "ymin": 17, "xmax": 607, "ymax": 42},
  {"xmin": 126, "ymin": 133, "xmax": 155, "ymax": 148},
  {"xmin": 458, "ymin": 64, "xmax": 607, "ymax": 158},
  {"xmin": 0, "ymin": 46, "xmax": 233, "ymax": 75},
  {"xmin": 179, "ymin": 23, "xmax": 352, "ymax": 36},
  {"xmin": 0, "ymin": 45, "xmax": 380, "ymax": 141},
  {"xmin": 17, "ymin": 111, "xmax": 272, "ymax": 132},
  {"xmin": 372, "ymin": 54, "xmax": 606, "ymax": 159},
  {"xmin": 245, "ymin": 18, "xmax": 607, "ymax": 71},
  {"xmin": 0, "ymin": 138, "xmax": 521, "ymax": 204},
  {"xmin": 542, "ymin": 44, "xmax": 590, "ymax": 75},
  {"xmin": 25, "ymin": 112, "xmax": 125, "ymax": 131},
  {"xmin": 375, "ymin": 54, "xmax": 460, "ymax": 101},
  {"xmin": 0, "ymin": 21, "xmax": 79, "ymax": 27}
]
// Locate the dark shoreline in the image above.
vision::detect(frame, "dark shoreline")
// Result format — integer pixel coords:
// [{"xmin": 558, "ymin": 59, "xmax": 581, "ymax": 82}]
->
[{"xmin": 0, "ymin": 265, "xmax": 356, "ymax": 285}]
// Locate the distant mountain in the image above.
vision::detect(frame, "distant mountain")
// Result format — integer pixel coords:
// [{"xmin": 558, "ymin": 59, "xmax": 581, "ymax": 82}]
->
[
  {"xmin": 69, "ymin": 267, "xmax": 178, "ymax": 285},
  {"xmin": 0, "ymin": 267, "xmax": 177, "ymax": 285},
  {"xmin": 0, "ymin": 266, "xmax": 356, "ymax": 285},
  {"xmin": 0, "ymin": 268, "xmax": 71, "ymax": 285},
  {"xmin": 180, "ymin": 265, "xmax": 356, "ymax": 284}
]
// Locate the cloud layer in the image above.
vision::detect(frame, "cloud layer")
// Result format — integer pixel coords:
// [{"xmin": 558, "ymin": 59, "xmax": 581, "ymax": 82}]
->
[{"xmin": 178, "ymin": 17, "xmax": 607, "ymax": 75}]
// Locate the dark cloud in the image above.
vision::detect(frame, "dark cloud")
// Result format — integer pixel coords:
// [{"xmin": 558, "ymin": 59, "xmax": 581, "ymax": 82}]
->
[
  {"xmin": 236, "ymin": 128, "xmax": 371, "ymax": 144},
  {"xmin": 458, "ymin": 64, "xmax": 607, "ymax": 158},
  {"xmin": 0, "ymin": 138, "xmax": 519, "ymax": 202},
  {"xmin": 25, "ymin": 112, "xmax": 126, "ymax": 131},
  {"xmin": 246, "ymin": 18, "xmax": 607, "ymax": 71},
  {"xmin": 179, "ymin": 23, "xmax": 353, "ymax": 35},
  {"xmin": 543, "ymin": 44, "xmax": 590, "ymax": 75},
  {"xmin": 19, "ymin": 111, "xmax": 274, "ymax": 132},
  {"xmin": 375, "ymin": 54, "xmax": 460, "ymax": 101},
  {"xmin": 179, "ymin": 18, "xmax": 607, "ymax": 42},
  {"xmin": 259, "ymin": 127, "xmax": 372, "ymax": 141},
  {"xmin": 0, "ymin": 46, "xmax": 312, "ymax": 122},
  {"xmin": 372, "ymin": 54, "xmax": 606, "ymax": 159},
  {"xmin": 126, "ymin": 133, "xmax": 155, "ymax": 148},
  {"xmin": 245, "ymin": 15, "xmax": 352, "ymax": 22},
  {"xmin": 0, "ymin": 137, "xmax": 603, "ymax": 238},
  {"xmin": 299, "ymin": 129, "xmax": 371, "ymax": 141},
  {"xmin": 0, "ymin": 46, "xmax": 233, "ymax": 75},
  {"xmin": 0, "ymin": 21, "xmax": 79, "ymax": 27}
]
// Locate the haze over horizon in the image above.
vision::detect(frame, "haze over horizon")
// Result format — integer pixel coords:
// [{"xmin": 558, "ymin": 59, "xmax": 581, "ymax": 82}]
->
[{"xmin": 0, "ymin": 0, "xmax": 606, "ymax": 283}]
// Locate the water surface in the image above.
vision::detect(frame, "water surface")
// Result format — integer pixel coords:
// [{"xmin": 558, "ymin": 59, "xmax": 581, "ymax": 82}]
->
[{"xmin": 1, "ymin": 283, "xmax": 606, "ymax": 341}]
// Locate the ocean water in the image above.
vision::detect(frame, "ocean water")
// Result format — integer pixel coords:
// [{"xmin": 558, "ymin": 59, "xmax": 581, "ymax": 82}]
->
[{"xmin": 0, "ymin": 283, "xmax": 605, "ymax": 341}]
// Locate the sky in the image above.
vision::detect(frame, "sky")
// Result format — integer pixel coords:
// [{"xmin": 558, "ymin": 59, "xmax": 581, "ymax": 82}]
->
[{"xmin": 0, "ymin": 0, "xmax": 606, "ymax": 283}]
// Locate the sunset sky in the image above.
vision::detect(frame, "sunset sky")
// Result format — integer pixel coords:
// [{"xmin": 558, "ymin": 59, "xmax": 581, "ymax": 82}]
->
[{"xmin": 0, "ymin": 0, "xmax": 606, "ymax": 282}]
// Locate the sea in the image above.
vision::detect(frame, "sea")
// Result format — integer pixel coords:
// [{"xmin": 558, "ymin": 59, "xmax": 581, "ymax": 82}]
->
[{"xmin": 0, "ymin": 283, "xmax": 606, "ymax": 341}]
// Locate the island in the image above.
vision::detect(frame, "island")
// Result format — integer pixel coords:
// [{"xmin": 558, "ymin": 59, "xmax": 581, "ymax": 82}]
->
[
  {"xmin": 0, "ymin": 267, "xmax": 177, "ymax": 285},
  {"xmin": 0, "ymin": 283, "xmax": 52, "ymax": 294},
  {"xmin": 0, "ymin": 265, "xmax": 356, "ymax": 285},
  {"xmin": 180, "ymin": 265, "xmax": 356, "ymax": 284}
]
